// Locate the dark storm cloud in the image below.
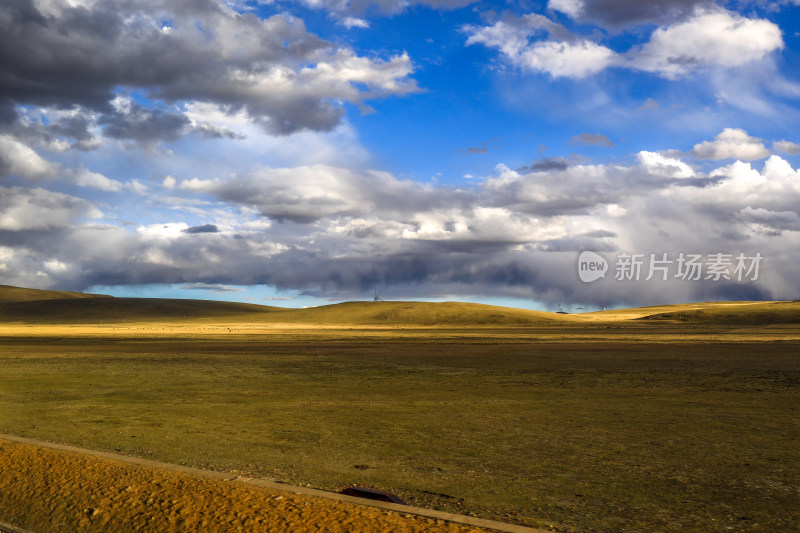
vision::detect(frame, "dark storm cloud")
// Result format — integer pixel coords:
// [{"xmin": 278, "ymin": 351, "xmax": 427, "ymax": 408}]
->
[
  {"xmin": 100, "ymin": 106, "xmax": 190, "ymax": 145},
  {"xmin": 0, "ymin": 0, "xmax": 417, "ymax": 136},
  {"xmin": 248, "ymin": 98, "xmax": 345, "ymax": 136},
  {"xmin": 7, "ymin": 103, "xmax": 243, "ymax": 152},
  {"xmin": 3, "ymin": 206, "xmax": 785, "ymax": 307},
  {"xmin": 566, "ymin": 0, "xmax": 714, "ymax": 28},
  {"xmin": 0, "ymin": 0, "xmax": 319, "ymax": 107},
  {"xmin": 0, "ymin": 102, "xmax": 16, "ymax": 124},
  {"xmin": 1, "ymin": 107, "xmax": 100, "ymax": 152},
  {"xmin": 46, "ymin": 112, "xmax": 99, "ymax": 150},
  {"xmin": 671, "ymin": 175, "xmax": 726, "ymax": 188},
  {"xmin": 741, "ymin": 207, "xmax": 800, "ymax": 232},
  {"xmin": 517, "ymin": 157, "xmax": 571, "ymax": 172},
  {"xmin": 182, "ymin": 224, "xmax": 219, "ymax": 234},
  {"xmin": 689, "ymin": 281, "xmax": 774, "ymax": 302}
]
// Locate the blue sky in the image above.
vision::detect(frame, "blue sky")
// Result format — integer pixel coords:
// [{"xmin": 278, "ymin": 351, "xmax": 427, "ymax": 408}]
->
[{"xmin": 2, "ymin": 0, "xmax": 800, "ymax": 310}]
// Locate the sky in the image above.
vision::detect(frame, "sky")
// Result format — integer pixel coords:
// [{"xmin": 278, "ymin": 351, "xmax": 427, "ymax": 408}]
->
[{"xmin": 1, "ymin": 0, "xmax": 800, "ymax": 310}]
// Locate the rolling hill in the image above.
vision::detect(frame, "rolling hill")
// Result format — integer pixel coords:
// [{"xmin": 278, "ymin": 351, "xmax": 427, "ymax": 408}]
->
[
  {"xmin": 265, "ymin": 300, "xmax": 571, "ymax": 325},
  {"xmin": 0, "ymin": 285, "xmax": 798, "ymax": 326},
  {"xmin": 637, "ymin": 300, "xmax": 800, "ymax": 325},
  {"xmin": 0, "ymin": 286, "xmax": 279, "ymax": 323},
  {"xmin": 0, "ymin": 285, "xmax": 111, "ymax": 303},
  {"xmin": 0, "ymin": 286, "xmax": 567, "ymax": 325}
]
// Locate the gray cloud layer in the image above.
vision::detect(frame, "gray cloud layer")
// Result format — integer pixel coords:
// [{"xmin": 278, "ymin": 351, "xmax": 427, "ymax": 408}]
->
[
  {"xmin": 298, "ymin": 0, "xmax": 477, "ymax": 16},
  {"xmin": 2, "ymin": 140, "xmax": 797, "ymax": 306},
  {"xmin": 0, "ymin": 0, "xmax": 417, "ymax": 137},
  {"xmin": 563, "ymin": 0, "xmax": 714, "ymax": 27}
]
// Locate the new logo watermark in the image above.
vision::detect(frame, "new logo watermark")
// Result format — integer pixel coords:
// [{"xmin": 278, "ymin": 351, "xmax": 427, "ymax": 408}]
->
[
  {"xmin": 578, "ymin": 251, "xmax": 762, "ymax": 283},
  {"xmin": 578, "ymin": 251, "xmax": 608, "ymax": 283}
]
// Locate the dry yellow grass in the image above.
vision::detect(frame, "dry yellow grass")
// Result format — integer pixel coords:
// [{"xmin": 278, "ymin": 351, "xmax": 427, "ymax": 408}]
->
[
  {"xmin": 0, "ymin": 438, "xmax": 494, "ymax": 533},
  {"xmin": 1, "ymin": 285, "xmax": 799, "ymax": 532}
]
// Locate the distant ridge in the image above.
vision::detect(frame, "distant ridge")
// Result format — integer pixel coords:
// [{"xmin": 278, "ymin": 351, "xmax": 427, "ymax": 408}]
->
[
  {"xmin": 0, "ymin": 285, "xmax": 111, "ymax": 304},
  {"xmin": 0, "ymin": 286, "xmax": 569, "ymax": 325},
  {"xmin": 0, "ymin": 285, "xmax": 797, "ymax": 326},
  {"xmin": 0, "ymin": 285, "xmax": 277, "ymax": 323},
  {"xmin": 637, "ymin": 300, "xmax": 800, "ymax": 325},
  {"xmin": 285, "ymin": 300, "xmax": 569, "ymax": 325}
]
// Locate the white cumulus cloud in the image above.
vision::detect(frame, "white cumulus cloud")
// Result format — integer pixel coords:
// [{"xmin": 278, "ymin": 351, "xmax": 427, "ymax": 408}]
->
[
  {"xmin": 468, "ymin": 6, "xmax": 784, "ymax": 81},
  {"xmin": 548, "ymin": 0, "xmax": 583, "ymax": 19},
  {"xmin": 691, "ymin": 128, "xmax": 771, "ymax": 161},
  {"xmin": 0, "ymin": 186, "xmax": 101, "ymax": 231},
  {"xmin": 70, "ymin": 168, "xmax": 123, "ymax": 191},
  {"xmin": 465, "ymin": 16, "xmax": 615, "ymax": 79},
  {"xmin": 341, "ymin": 17, "xmax": 369, "ymax": 29},
  {"xmin": 628, "ymin": 7, "xmax": 784, "ymax": 78},
  {"xmin": 0, "ymin": 135, "xmax": 58, "ymax": 180},
  {"xmin": 773, "ymin": 139, "xmax": 800, "ymax": 155},
  {"xmin": 519, "ymin": 40, "xmax": 616, "ymax": 78},
  {"xmin": 638, "ymin": 151, "xmax": 695, "ymax": 178}
]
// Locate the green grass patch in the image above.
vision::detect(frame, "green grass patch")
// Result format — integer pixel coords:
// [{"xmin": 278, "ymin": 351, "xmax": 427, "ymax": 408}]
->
[{"xmin": 1, "ymin": 334, "xmax": 798, "ymax": 532}]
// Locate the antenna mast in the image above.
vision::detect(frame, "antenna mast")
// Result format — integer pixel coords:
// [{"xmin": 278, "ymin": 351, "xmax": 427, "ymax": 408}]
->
[{"xmin": 373, "ymin": 287, "xmax": 383, "ymax": 302}]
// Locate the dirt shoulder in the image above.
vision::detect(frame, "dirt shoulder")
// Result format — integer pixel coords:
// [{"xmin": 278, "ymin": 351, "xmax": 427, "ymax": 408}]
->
[{"xmin": 0, "ymin": 438, "xmax": 505, "ymax": 533}]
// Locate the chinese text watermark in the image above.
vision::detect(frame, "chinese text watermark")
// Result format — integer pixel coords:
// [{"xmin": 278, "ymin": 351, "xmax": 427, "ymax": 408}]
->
[{"xmin": 578, "ymin": 252, "xmax": 762, "ymax": 283}]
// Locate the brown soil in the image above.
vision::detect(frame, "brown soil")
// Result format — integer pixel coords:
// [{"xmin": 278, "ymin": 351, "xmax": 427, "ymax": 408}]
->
[{"xmin": 0, "ymin": 439, "xmax": 491, "ymax": 532}]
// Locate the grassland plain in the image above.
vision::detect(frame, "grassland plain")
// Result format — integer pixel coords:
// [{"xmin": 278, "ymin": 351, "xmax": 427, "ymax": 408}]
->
[{"xmin": 0, "ymin": 287, "xmax": 799, "ymax": 532}]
